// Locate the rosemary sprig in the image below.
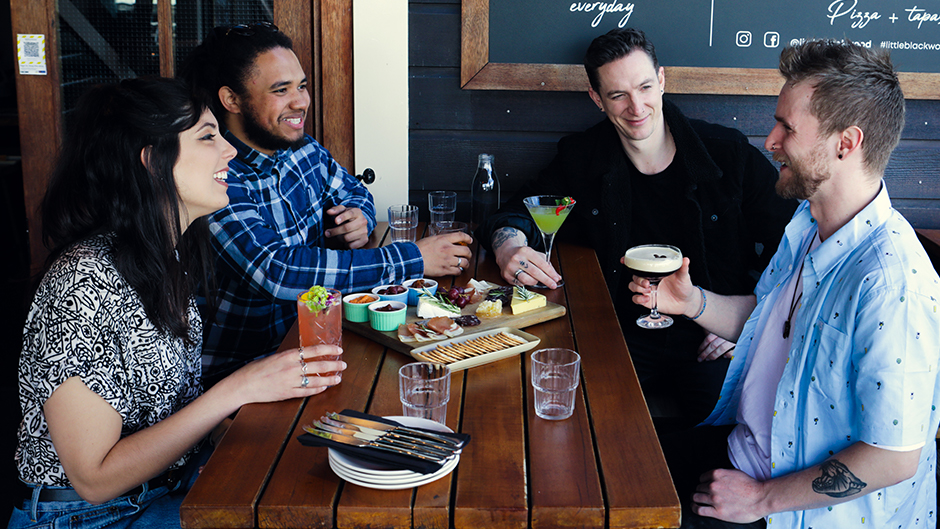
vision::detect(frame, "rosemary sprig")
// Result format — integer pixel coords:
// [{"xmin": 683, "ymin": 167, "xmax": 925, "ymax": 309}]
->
[{"xmin": 514, "ymin": 285, "xmax": 536, "ymax": 301}]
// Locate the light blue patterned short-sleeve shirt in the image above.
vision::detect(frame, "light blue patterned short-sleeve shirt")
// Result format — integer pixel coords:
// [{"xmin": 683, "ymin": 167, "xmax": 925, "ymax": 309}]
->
[{"xmin": 705, "ymin": 186, "xmax": 940, "ymax": 528}]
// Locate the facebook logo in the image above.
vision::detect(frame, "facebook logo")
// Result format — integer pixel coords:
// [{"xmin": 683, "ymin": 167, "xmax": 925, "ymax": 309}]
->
[{"xmin": 764, "ymin": 32, "xmax": 780, "ymax": 48}]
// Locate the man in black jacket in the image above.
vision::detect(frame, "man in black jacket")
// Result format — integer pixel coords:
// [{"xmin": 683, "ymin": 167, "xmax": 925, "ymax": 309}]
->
[{"xmin": 478, "ymin": 28, "xmax": 797, "ymax": 427}]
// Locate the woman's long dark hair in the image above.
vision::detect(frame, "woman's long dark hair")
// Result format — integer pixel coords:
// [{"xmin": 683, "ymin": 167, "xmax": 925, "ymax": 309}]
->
[{"xmin": 41, "ymin": 77, "xmax": 215, "ymax": 343}]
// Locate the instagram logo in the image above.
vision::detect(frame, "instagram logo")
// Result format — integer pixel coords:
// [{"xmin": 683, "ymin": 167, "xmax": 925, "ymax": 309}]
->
[{"xmin": 736, "ymin": 31, "xmax": 752, "ymax": 47}]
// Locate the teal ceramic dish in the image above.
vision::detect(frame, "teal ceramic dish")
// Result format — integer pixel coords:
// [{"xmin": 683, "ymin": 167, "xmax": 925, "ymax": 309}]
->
[
  {"xmin": 368, "ymin": 300, "xmax": 407, "ymax": 331},
  {"xmin": 402, "ymin": 278, "xmax": 438, "ymax": 305},
  {"xmin": 343, "ymin": 293, "xmax": 379, "ymax": 323}
]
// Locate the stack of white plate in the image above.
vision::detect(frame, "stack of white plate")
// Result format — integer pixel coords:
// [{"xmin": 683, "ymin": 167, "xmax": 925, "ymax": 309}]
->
[{"xmin": 327, "ymin": 416, "xmax": 461, "ymax": 490}]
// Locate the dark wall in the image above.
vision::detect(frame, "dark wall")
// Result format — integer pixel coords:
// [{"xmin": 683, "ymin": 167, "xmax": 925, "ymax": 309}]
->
[
  {"xmin": 408, "ymin": 0, "xmax": 940, "ymax": 229},
  {"xmin": 1, "ymin": 0, "xmax": 27, "ymax": 518}
]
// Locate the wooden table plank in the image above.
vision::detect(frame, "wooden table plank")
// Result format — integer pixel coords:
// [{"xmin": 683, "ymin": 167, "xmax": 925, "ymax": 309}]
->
[
  {"xmin": 454, "ymin": 358, "xmax": 527, "ymax": 529},
  {"xmin": 180, "ymin": 326, "xmax": 314, "ymax": 529},
  {"xmin": 475, "ymin": 246, "xmax": 606, "ymax": 528},
  {"xmin": 559, "ymin": 243, "xmax": 680, "ymax": 529},
  {"xmin": 256, "ymin": 330, "xmax": 387, "ymax": 528},
  {"xmin": 448, "ymin": 247, "xmax": 526, "ymax": 529},
  {"xmin": 181, "ymin": 400, "xmax": 305, "ymax": 529},
  {"xmin": 525, "ymin": 319, "xmax": 605, "ymax": 529}
]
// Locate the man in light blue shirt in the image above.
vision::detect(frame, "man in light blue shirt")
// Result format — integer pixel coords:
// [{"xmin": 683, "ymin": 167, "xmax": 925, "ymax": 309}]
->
[{"xmin": 630, "ymin": 40, "xmax": 940, "ymax": 528}]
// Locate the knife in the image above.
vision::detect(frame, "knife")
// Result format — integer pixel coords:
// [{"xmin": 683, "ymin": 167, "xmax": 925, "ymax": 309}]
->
[
  {"xmin": 328, "ymin": 412, "xmax": 464, "ymax": 448},
  {"xmin": 314, "ymin": 420, "xmax": 455, "ymax": 459},
  {"xmin": 303, "ymin": 425, "xmax": 448, "ymax": 462},
  {"xmin": 321, "ymin": 416, "xmax": 459, "ymax": 453}
]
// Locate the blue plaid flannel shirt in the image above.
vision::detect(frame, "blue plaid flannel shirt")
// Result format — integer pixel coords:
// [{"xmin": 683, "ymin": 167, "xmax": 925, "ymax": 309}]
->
[{"xmin": 200, "ymin": 132, "xmax": 424, "ymax": 382}]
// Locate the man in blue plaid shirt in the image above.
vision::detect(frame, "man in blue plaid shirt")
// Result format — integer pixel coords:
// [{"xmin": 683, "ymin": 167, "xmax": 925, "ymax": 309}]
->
[{"xmin": 181, "ymin": 24, "xmax": 471, "ymax": 384}]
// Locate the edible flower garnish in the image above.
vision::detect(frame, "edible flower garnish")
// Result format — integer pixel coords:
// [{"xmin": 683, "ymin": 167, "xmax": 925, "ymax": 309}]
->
[
  {"xmin": 515, "ymin": 285, "xmax": 536, "ymax": 301},
  {"xmin": 301, "ymin": 285, "xmax": 337, "ymax": 314},
  {"xmin": 554, "ymin": 196, "xmax": 575, "ymax": 215}
]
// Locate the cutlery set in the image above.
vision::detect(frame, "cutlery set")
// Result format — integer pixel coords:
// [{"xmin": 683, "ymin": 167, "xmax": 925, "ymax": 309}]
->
[{"xmin": 303, "ymin": 412, "xmax": 464, "ymax": 462}]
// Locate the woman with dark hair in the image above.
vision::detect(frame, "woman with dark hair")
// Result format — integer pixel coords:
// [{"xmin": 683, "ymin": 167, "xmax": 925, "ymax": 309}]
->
[{"xmin": 8, "ymin": 77, "xmax": 345, "ymax": 529}]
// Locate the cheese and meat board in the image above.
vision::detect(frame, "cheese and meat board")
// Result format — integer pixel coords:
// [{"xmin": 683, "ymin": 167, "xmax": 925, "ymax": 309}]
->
[{"xmin": 342, "ymin": 281, "xmax": 566, "ymax": 363}]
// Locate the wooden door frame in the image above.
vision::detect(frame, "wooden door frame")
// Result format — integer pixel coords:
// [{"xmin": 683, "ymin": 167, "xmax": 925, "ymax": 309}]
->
[
  {"xmin": 11, "ymin": 0, "xmax": 354, "ymax": 275},
  {"xmin": 11, "ymin": 1, "xmax": 61, "ymax": 275}
]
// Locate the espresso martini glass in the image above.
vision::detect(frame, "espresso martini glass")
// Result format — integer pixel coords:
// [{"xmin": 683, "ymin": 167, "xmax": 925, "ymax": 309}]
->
[
  {"xmin": 623, "ymin": 244, "xmax": 682, "ymax": 329},
  {"xmin": 523, "ymin": 195, "xmax": 575, "ymax": 288}
]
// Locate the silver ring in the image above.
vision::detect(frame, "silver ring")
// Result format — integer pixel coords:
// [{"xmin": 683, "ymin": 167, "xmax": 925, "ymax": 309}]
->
[
  {"xmin": 514, "ymin": 269, "xmax": 524, "ymax": 279},
  {"xmin": 300, "ymin": 375, "xmax": 309, "ymax": 388},
  {"xmin": 299, "ymin": 347, "xmax": 305, "ymax": 363}
]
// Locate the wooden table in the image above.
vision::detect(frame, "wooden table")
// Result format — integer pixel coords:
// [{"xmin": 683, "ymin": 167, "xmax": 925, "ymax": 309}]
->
[{"xmin": 181, "ymin": 226, "xmax": 680, "ymax": 529}]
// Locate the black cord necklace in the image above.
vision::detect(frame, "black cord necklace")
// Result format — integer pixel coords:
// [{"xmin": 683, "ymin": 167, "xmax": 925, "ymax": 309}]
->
[{"xmin": 783, "ymin": 234, "xmax": 816, "ymax": 339}]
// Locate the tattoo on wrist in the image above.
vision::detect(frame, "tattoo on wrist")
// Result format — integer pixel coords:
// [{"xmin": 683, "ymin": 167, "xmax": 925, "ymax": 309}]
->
[
  {"xmin": 812, "ymin": 460, "xmax": 867, "ymax": 498},
  {"xmin": 492, "ymin": 227, "xmax": 526, "ymax": 251}
]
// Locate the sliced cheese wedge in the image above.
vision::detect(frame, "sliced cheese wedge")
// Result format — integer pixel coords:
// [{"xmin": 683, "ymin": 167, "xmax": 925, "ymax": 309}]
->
[{"xmin": 510, "ymin": 287, "xmax": 546, "ymax": 315}]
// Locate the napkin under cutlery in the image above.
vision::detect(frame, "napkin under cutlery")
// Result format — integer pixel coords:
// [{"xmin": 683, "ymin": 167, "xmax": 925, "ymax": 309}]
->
[{"xmin": 297, "ymin": 409, "xmax": 471, "ymax": 474}]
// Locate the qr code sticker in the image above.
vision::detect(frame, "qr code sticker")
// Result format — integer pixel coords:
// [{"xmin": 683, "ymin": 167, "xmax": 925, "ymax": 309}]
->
[{"xmin": 23, "ymin": 41, "xmax": 40, "ymax": 58}]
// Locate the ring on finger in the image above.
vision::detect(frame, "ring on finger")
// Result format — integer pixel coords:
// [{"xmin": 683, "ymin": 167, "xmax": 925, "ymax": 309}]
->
[
  {"xmin": 513, "ymin": 268, "xmax": 524, "ymax": 280},
  {"xmin": 300, "ymin": 375, "xmax": 310, "ymax": 388}
]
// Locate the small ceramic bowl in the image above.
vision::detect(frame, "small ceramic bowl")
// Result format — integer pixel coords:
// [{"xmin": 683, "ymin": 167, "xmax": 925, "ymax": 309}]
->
[
  {"xmin": 368, "ymin": 300, "xmax": 407, "ymax": 331},
  {"xmin": 343, "ymin": 293, "xmax": 379, "ymax": 323},
  {"xmin": 402, "ymin": 278, "xmax": 438, "ymax": 305},
  {"xmin": 372, "ymin": 284, "xmax": 409, "ymax": 304}
]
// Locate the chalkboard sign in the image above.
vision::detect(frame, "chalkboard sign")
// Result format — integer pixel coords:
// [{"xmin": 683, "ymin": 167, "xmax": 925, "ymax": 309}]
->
[{"xmin": 461, "ymin": 0, "xmax": 940, "ymax": 99}]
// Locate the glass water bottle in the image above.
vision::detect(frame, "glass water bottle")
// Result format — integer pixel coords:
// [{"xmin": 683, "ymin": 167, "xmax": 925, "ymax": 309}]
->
[{"xmin": 470, "ymin": 153, "xmax": 500, "ymax": 229}]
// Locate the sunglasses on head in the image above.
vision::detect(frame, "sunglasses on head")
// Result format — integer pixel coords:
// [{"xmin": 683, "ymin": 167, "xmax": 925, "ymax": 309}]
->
[{"xmin": 223, "ymin": 22, "xmax": 279, "ymax": 37}]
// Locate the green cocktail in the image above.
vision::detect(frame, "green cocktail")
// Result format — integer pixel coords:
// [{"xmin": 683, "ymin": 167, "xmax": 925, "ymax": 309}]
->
[
  {"xmin": 523, "ymin": 195, "xmax": 576, "ymax": 288},
  {"xmin": 529, "ymin": 209, "xmax": 570, "ymax": 235}
]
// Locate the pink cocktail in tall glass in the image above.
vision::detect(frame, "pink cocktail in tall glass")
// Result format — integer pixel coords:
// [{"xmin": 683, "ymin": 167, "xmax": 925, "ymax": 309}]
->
[{"xmin": 297, "ymin": 287, "xmax": 343, "ymax": 379}]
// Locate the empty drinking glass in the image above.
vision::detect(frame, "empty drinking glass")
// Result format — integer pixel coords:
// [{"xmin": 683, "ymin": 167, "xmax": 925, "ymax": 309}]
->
[
  {"xmin": 399, "ymin": 362, "xmax": 451, "ymax": 424},
  {"xmin": 428, "ymin": 191, "xmax": 456, "ymax": 231},
  {"xmin": 388, "ymin": 204, "xmax": 419, "ymax": 243},
  {"xmin": 530, "ymin": 348, "xmax": 581, "ymax": 420}
]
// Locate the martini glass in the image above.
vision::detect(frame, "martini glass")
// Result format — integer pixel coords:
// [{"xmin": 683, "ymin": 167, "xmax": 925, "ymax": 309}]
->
[
  {"xmin": 623, "ymin": 244, "xmax": 682, "ymax": 329},
  {"xmin": 523, "ymin": 195, "xmax": 575, "ymax": 288}
]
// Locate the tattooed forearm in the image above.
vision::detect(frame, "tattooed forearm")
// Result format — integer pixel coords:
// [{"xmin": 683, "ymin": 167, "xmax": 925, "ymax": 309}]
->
[
  {"xmin": 812, "ymin": 460, "xmax": 867, "ymax": 498},
  {"xmin": 492, "ymin": 227, "xmax": 527, "ymax": 251}
]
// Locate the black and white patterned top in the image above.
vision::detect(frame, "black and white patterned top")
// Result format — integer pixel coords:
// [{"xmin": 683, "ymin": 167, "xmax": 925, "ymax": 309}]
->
[{"xmin": 15, "ymin": 234, "xmax": 203, "ymax": 487}]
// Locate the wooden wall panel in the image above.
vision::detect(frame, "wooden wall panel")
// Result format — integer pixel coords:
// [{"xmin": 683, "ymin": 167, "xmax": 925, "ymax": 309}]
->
[
  {"xmin": 408, "ymin": 0, "xmax": 940, "ymax": 230},
  {"xmin": 275, "ymin": 0, "xmax": 313, "ymax": 140},
  {"xmin": 11, "ymin": 0, "xmax": 62, "ymax": 274},
  {"xmin": 320, "ymin": 0, "xmax": 353, "ymax": 169}
]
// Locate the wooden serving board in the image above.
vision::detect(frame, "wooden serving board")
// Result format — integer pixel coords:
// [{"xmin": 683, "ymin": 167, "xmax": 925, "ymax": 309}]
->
[{"xmin": 342, "ymin": 300, "xmax": 566, "ymax": 355}]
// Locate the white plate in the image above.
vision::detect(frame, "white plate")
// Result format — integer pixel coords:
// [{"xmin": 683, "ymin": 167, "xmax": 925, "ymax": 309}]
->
[
  {"xmin": 329, "ymin": 450, "xmax": 458, "ymax": 479},
  {"xmin": 327, "ymin": 416, "xmax": 458, "ymax": 479},
  {"xmin": 409, "ymin": 327, "xmax": 540, "ymax": 371},
  {"xmin": 329, "ymin": 453, "xmax": 459, "ymax": 489}
]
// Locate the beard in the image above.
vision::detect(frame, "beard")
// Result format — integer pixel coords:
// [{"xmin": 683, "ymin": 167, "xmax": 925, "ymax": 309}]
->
[
  {"xmin": 775, "ymin": 141, "xmax": 831, "ymax": 200},
  {"xmin": 241, "ymin": 102, "xmax": 306, "ymax": 153}
]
